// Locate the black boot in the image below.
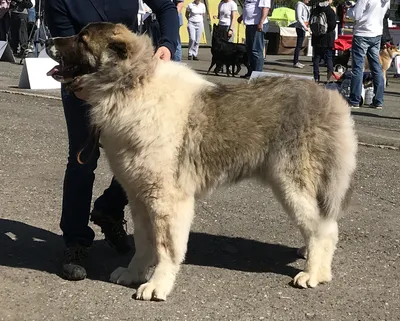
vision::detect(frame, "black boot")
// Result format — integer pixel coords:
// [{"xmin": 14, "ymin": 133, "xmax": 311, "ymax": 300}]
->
[
  {"xmin": 90, "ymin": 209, "xmax": 131, "ymax": 253},
  {"xmin": 62, "ymin": 245, "xmax": 89, "ymax": 281}
]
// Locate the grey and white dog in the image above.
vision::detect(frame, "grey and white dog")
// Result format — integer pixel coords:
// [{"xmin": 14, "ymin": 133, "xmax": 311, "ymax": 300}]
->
[{"xmin": 46, "ymin": 22, "xmax": 358, "ymax": 302}]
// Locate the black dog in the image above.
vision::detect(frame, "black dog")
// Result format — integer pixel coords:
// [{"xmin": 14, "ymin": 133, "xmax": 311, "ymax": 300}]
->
[{"xmin": 207, "ymin": 24, "xmax": 249, "ymax": 77}]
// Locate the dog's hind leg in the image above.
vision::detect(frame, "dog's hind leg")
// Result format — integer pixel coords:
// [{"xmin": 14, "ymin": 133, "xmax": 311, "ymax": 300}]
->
[
  {"xmin": 135, "ymin": 194, "xmax": 195, "ymax": 301},
  {"xmin": 235, "ymin": 64, "xmax": 241, "ymax": 75},
  {"xmin": 207, "ymin": 59, "xmax": 216, "ymax": 75},
  {"xmin": 110, "ymin": 199, "xmax": 155, "ymax": 285},
  {"xmin": 271, "ymin": 179, "xmax": 338, "ymax": 288}
]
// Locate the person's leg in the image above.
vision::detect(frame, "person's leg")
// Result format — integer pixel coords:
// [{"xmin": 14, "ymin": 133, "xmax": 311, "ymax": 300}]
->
[
  {"xmin": 0, "ymin": 13, "xmax": 10, "ymax": 41},
  {"xmin": 173, "ymin": 30, "xmax": 182, "ymax": 62},
  {"xmin": 312, "ymin": 47, "xmax": 322, "ymax": 82},
  {"xmin": 9, "ymin": 13, "xmax": 21, "ymax": 54},
  {"xmin": 187, "ymin": 22, "xmax": 196, "ymax": 58},
  {"xmin": 18, "ymin": 13, "xmax": 28, "ymax": 53},
  {"xmin": 193, "ymin": 21, "xmax": 203, "ymax": 59},
  {"xmin": 294, "ymin": 28, "xmax": 305, "ymax": 65},
  {"xmin": 60, "ymin": 86, "xmax": 99, "ymax": 280},
  {"xmin": 60, "ymin": 87, "xmax": 99, "ymax": 249},
  {"xmin": 349, "ymin": 36, "xmax": 369, "ymax": 107},
  {"xmin": 245, "ymin": 24, "xmax": 256, "ymax": 75},
  {"xmin": 366, "ymin": 36, "xmax": 384, "ymax": 107},
  {"xmin": 252, "ymin": 23, "xmax": 268, "ymax": 72},
  {"xmin": 324, "ymin": 48, "xmax": 334, "ymax": 80}
]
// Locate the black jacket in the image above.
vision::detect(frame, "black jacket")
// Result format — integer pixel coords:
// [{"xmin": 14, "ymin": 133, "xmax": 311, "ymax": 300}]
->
[
  {"xmin": 381, "ymin": 9, "xmax": 392, "ymax": 46},
  {"xmin": 44, "ymin": 0, "xmax": 179, "ymax": 56},
  {"xmin": 310, "ymin": 4, "xmax": 336, "ymax": 49}
]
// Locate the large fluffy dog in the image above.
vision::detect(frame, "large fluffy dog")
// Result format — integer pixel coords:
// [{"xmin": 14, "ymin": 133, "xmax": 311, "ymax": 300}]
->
[{"xmin": 46, "ymin": 23, "xmax": 357, "ymax": 301}]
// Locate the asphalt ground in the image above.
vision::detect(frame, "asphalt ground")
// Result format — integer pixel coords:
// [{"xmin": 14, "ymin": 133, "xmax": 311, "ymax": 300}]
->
[{"xmin": 0, "ymin": 49, "xmax": 399, "ymax": 321}]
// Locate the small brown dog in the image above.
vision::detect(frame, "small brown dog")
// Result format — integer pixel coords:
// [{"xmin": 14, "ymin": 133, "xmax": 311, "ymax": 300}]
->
[{"xmin": 365, "ymin": 43, "xmax": 400, "ymax": 87}]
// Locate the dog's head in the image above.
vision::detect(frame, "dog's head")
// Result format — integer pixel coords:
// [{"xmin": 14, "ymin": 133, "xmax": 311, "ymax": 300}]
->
[
  {"xmin": 46, "ymin": 22, "xmax": 149, "ymax": 84},
  {"xmin": 382, "ymin": 42, "xmax": 400, "ymax": 59}
]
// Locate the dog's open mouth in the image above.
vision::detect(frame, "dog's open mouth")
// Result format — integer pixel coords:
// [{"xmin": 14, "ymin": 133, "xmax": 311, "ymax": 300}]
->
[{"xmin": 47, "ymin": 60, "xmax": 79, "ymax": 83}]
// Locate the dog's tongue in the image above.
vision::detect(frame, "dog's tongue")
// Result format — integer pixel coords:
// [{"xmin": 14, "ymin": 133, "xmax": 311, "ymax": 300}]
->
[{"xmin": 46, "ymin": 65, "xmax": 60, "ymax": 77}]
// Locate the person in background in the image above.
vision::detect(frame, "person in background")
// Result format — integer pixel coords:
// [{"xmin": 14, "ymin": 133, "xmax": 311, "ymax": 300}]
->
[
  {"xmin": 381, "ymin": 9, "xmax": 393, "ymax": 48},
  {"xmin": 310, "ymin": 0, "xmax": 336, "ymax": 82},
  {"xmin": 335, "ymin": 1, "xmax": 345, "ymax": 35},
  {"xmin": 173, "ymin": 0, "xmax": 184, "ymax": 62},
  {"xmin": 237, "ymin": 0, "xmax": 271, "ymax": 78},
  {"xmin": 45, "ymin": 0, "xmax": 178, "ymax": 281},
  {"xmin": 346, "ymin": 0, "xmax": 390, "ymax": 109},
  {"xmin": 0, "ymin": 0, "xmax": 11, "ymax": 41},
  {"xmin": 185, "ymin": 0, "xmax": 206, "ymax": 60},
  {"xmin": 293, "ymin": 0, "xmax": 310, "ymax": 69},
  {"xmin": 215, "ymin": 0, "xmax": 238, "ymax": 42},
  {"xmin": 9, "ymin": 0, "xmax": 33, "ymax": 56}
]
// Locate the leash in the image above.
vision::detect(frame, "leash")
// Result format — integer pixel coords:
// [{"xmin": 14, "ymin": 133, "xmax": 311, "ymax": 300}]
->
[{"xmin": 76, "ymin": 129, "xmax": 101, "ymax": 165}]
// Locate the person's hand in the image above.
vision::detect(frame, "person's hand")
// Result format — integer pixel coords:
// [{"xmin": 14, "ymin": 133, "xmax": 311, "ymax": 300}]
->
[
  {"xmin": 257, "ymin": 22, "xmax": 263, "ymax": 32},
  {"xmin": 155, "ymin": 46, "xmax": 171, "ymax": 61},
  {"xmin": 237, "ymin": 15, "xmax": 243, "ymax": 24},
  {"xmin": 228, "ymin": 29, "xmax": 233, "ymax": 37}
]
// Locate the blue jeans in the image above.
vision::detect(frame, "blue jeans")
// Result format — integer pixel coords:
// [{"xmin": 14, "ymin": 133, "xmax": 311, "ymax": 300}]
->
[
  {"xmin": 349, "ymin": 35, "xmax": 384, "ymax": 106},
  {"xmin": 293, "ymin": 28, "xmax": 305, "ymax": 65},
  {"xmin": 60, "ymin": 87, "xmax": 128, "ymax": 247},
  {"xmin": 173, "ymin": 33, "xmax": 182, "ymax": 62},
  {"xmin": 245, "ymin": 23, "xmax": 268, "ymax": 74}
]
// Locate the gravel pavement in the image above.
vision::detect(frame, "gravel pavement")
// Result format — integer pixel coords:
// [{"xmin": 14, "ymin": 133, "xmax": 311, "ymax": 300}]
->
[{"xmin": 0, "ymin": 50, "xmax": 399, "ymax": 321}]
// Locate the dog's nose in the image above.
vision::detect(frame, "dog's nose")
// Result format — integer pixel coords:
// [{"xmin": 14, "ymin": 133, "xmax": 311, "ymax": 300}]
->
[{"xmin": 45, "ymin": 38, "xmax": 54, "ymax": 48}]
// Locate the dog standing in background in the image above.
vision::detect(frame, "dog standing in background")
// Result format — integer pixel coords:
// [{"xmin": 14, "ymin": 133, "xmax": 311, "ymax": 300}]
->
[
  {"xmin": 207, "ymin": 23, "xmax": 249, "ymax": 77},
  {"xmin": 46, "ymin": 22, "xmax": 357, "ymax": 302},
  {"xmin": 365, "ymin": 43, "xmax": 400, "ymax": 87}
]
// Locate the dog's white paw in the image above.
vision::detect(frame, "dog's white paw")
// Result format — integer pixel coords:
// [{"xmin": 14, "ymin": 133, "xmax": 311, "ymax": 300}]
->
[
  {"xmin": 135, "ymin": 279, "xmax": 172, "ymax": 301},
  {"xmin": 293, "ymin": 270, "xmax": 332, "ymax": 288},
  {"xmin": 110, "ymin": 267, "xmax": 136, "ymax": 286}
]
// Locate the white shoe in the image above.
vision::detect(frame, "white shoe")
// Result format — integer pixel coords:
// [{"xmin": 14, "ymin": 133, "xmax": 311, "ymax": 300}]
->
[{"xmin": 293, "ymin": 62, "xmax": 304, "ymax": 69}]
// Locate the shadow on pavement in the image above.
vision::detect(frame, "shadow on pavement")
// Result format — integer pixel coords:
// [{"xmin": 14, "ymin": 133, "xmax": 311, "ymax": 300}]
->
[
  {"xmin": 351, "ymin": 111, "xmax": 400, "ymax": 121},
  {"xmin": 0, "ymin": 218, "xmax": 300, "ymax": 282},
  {"xmin": 384, "ymin": 90, "xmax": 400, "ymax": 97}
]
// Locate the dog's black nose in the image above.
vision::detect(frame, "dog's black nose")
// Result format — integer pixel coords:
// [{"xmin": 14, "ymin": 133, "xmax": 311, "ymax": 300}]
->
[{"xmin": 45, "ymin": 38, "xmax": 54, "ymax": 48}]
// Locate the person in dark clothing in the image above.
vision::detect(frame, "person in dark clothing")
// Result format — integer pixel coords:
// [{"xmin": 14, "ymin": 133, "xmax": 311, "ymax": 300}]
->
[
  {"xmin": 9, "ymin": 0, "xmax": 33, "ymax": 55},
  {"xmin": 45, "ymin": 0, "xmax": 178, "ymax": 282},
  {"xmin": 0, "ymin": 11, "xmax": 10, "ymax": 41},
  {"xmin": 336, "ymin": 2, "xmax": 345, "ymax": 35},
  {"xmin": 381, "ymin": 9, "xmax": 393, "ymax": 48},
  {"xmin": 310, "ymin": 0, "xmax": 337, "ymax": 82}
]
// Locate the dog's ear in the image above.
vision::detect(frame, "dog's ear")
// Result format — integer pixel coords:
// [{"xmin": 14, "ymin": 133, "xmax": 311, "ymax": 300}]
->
[{"xmin": 108, "ymin": 41, "xmax": 128, "ymax": 60}]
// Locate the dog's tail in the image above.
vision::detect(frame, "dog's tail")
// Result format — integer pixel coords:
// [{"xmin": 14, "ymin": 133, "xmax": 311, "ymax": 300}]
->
[{"xmin": 317, "ymin": 108, "xmax": 357, "ymax": 220}]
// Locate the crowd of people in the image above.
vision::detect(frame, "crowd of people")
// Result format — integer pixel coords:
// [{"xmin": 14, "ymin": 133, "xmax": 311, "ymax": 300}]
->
[
  {"xmin": 293, "ymin": 0, "xmax": 392, "ymax": 109},
  {"xmin": 0, "ymin": 0, "xmax": 39, "ymax": 57}
]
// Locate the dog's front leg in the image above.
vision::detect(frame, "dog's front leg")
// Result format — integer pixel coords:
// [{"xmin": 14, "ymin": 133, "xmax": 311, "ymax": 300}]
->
[
  {"xmin": 135, "ymin": 195, "xmax": 195, "ymax": 301},
  {"xmin": 110, "ymin": 199, "xmax": 155, "ymax": 286}
]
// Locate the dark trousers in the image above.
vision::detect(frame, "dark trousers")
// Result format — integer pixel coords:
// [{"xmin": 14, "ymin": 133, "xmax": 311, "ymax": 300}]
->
[
  {"xmin": 312, "ymin": 47, "xmax": 333, "ymax": 81},
  {"xmin": 0, "ymin": 13, "xmax": 10, "ymax": 41},
  {"xmin": 245, "ymin": 23, "xmax": 268, "ymax": 75},
  {"xmin": 293, "ymin": 28, "xmax": 305, "ymax": 65},
  {"xmin": 60, "ymin": 86, "xmax": 128, "ymax": 247},
  {"xmin": 9, "ymin": 12, "xmax": 28, "ymax": 53}
]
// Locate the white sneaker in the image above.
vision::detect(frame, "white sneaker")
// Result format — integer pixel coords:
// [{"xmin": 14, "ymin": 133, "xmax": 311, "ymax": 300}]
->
[{"xmin": 293, "ymin": 62, "xmax": 304, "ymax": 69}]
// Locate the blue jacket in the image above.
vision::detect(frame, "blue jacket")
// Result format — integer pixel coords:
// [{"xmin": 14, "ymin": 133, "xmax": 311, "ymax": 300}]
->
[{"xmin": 44, "ymin": 0, "xmax": 179, "ymax": 55}]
